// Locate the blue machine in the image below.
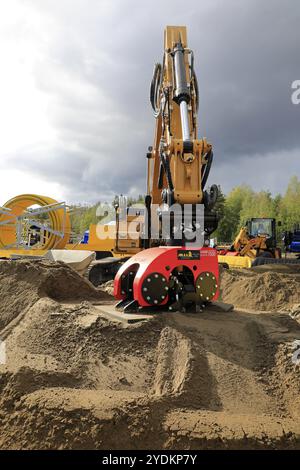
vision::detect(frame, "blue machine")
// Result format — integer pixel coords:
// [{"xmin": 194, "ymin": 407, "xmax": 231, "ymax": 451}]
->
[
  {"xmin": 290, "ymin": 230, "xmax": 300, "ymax": 253},
  {"xmin": 283, "ymin": 227, "xmax": 300, "ymax": 253},
  {"xmin": 82, "ymin": 230, "xmax": 90, "ymax": 244}
]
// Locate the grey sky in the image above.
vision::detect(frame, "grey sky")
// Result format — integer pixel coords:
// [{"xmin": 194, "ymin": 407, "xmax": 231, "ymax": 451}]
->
[{"xmin": 1, "ymin": 0, "xmax": 299, "ymax": 204}]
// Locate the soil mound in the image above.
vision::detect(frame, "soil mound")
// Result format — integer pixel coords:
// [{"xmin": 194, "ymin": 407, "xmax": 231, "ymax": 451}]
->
[
  {"xmin": 0, "ymin": 260, "xmax": 109, "ymax": 330},
  {"xmin": 0, "ymin": 261, "xmax": 300, "ymax": 449},
  {"xmin": 221, "ymin": 269, "xmax": 300, "ymax": 311}
]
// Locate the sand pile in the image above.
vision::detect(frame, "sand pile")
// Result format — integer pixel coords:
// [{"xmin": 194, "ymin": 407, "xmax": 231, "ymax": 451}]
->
[
  {"xmin": 1, "ymin": 301, "xmax": 300, "ymax": 449},
  {"xmin": 100, "ymin": 280, "xmax": 115, "ymax": 296},
  {"xmin": 221, "ymin": 268, "xmax": 300, "ymax": 311},
  {"xmin": 0, "ymin": 260, "xmax": 300, "ymax": 449},
  {"xmin": 0, "ymin": 260, "xmax": 109, "ymax": 331}
]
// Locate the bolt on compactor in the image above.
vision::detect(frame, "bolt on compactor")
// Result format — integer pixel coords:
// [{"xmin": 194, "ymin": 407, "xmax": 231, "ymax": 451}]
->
[{"xmin": 113, "ymin": 26, "xmax": 220, "ymax": 312}]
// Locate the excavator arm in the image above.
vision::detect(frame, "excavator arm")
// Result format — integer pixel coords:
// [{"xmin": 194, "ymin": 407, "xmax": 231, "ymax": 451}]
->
[
  {"xmin": 149, "ymin": 27, "xmax": 208, "ymax": 204},
  {"xmin": 146, "ymin": 26, "xmax": 218, "ymax": 245},
  {"xmin": 114, "ymin": 26, "xmax": 220, "ymax": 313}
]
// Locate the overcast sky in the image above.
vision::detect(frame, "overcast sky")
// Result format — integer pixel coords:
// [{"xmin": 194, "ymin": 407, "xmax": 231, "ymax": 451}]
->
[{"xmin": 0, "ymin": 0, "xmax": 299, "ymax": 204}]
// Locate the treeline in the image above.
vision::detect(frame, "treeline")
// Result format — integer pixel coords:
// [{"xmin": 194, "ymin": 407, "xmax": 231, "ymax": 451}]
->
[
  {"xmin": 69, "ymin": 177, "xmax": 300, "ymax": 242},
  {"xmin": 215, "ymin": 176, "xmax": 300, "ymax": 242},
  {"xmin": 69, "ymin": 203, "xmax": 102, "ymax": 237}
]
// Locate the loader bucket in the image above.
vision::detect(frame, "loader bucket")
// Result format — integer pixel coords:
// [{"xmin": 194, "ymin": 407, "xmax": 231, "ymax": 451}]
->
[{"xmin": 218, "ymin": 254, "xmax": 252, "ymax": 269}]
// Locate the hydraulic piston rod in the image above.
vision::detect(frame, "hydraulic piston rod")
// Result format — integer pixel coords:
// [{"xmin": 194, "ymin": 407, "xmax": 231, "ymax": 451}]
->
[{"xmin": 179, "ymin": 101, "xmax": 190, "ymax": 142}]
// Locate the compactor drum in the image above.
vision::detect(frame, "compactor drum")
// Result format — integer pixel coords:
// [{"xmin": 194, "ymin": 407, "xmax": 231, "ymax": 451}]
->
[{"xmin": 114, "ymin": 247, "xmax": 219, "ymax": 312}]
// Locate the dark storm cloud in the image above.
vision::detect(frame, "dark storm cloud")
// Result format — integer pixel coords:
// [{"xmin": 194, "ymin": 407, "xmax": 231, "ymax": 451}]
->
[{"xmin": 4, "ymin": 0, "xmax": 300, "ymax": 202}]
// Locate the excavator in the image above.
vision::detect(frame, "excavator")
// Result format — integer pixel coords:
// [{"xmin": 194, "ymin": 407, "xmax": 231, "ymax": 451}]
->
[
  {"xmin": 113, "ymin": 25, "xmax": 220, "ymax": 312},
  {"xmin": 0, "ymin": 26, "xmax": 220, "ymax": 312}
]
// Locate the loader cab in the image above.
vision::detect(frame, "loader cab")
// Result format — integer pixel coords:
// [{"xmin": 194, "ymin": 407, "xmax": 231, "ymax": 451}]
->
[{"xmin": 246, "ymin": 218, "xmax": 277, "ymax": 248}]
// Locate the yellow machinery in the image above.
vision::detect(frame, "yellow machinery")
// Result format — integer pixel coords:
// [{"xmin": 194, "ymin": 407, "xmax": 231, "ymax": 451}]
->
[
  {"xmin": 218, "ymin": 218, "xmax": 283, "ymax": 268},
  {"xmin": 146, "ymin": 26, "xmax": 217, "ymax": 220},
  {"xmin": 0, "ymin": 192, "xmax": 122, "ymax": 266}
]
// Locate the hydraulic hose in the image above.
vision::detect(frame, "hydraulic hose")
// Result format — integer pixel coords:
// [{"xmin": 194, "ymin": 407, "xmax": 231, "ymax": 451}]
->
[
  {"xmin": 192, "ymin": 70, "xmax": 199, "ymax": 112},
  {"xmin": 201, "ymin": 150, "xmax": 213, "ymax": 190},
  {"xmin": 160, "ymin": 149, "xmax": 174, "ymax": 191},
  {"xmin": 150, "ymin": 63, "xmax": 162, "ymax": 117}
]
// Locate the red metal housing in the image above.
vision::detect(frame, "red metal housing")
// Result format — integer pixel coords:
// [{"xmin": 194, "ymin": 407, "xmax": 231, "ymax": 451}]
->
[{"xmin": 114, "ymin": 246, "xmax": 219, "ymax": 308}]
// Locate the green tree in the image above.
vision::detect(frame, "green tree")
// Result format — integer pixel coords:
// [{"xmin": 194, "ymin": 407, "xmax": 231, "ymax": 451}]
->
[
  {"xmin": 69, "ymin": 201, "xmax": 105, "ymax": 237},
  {"xmin": 68, "ymin": 178, "xmax": 300, "ymax": 245},
  {"xmin": 278, "ymin": 176, "xmax": 300, "ymax": 231},
  {"xmin": 239, "ymin": 190, "xmax": 275, "ymax": 223},
  {"xmin": 216, "ymin": 185, "xmax": 253, "ymax": 242},
  {"xmin": 212, "ymin": 186, "xmax": 226, "ymax": 240}
]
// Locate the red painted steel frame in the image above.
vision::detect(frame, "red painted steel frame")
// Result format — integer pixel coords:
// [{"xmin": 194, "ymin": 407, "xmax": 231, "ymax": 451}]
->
[{"xmin": 114, "ymin": 246, "xmax": 219, "ymax": 307}]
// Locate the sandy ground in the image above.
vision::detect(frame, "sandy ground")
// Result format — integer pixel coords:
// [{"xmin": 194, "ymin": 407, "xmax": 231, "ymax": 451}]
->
[{"xmin": 0, "ymin": 260, "xmax": 300, "ymax": 449}]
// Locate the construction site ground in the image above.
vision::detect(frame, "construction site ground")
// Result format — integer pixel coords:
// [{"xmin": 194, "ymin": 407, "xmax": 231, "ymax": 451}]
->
[{"xmin": 0, "ymin": 260, "xmax": 300, "ymax": 449}]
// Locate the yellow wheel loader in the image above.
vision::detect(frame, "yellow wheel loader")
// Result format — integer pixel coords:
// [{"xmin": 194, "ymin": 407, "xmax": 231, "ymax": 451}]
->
[{"xmin": 217, "ymin": 218, "xmax": 300, "ymax": 268}]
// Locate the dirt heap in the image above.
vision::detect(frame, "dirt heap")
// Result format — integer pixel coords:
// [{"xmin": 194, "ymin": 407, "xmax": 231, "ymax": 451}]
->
[
  {"xmin": 0, "ymin": 260, "xmax": 300, "ymax": 449},
  {"xmin": 0, "ymin": 260, "xmax": 109, "ymax": 331},
  {"xmin": 221, "ymin": 268, "xmax": 300, "ymax": 312},
  {"xmin": 100, "ymin": 279, "xmax": 115, "ymax": 296}
]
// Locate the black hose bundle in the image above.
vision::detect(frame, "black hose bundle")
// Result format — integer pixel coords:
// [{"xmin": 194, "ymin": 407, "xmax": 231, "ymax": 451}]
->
[
  {"xmin": 191, "ymin": 70, "xmax": 199, "ymax": 112},
  {"xmin": 204, "ymin": 184, "xmax": 219, "ymax": 210},
  {"xmin": 150, "ymin": 63, "xmax": 162, "ymax": 117},
  {"xmin": 201, "ymin": 150, "xmax": 213, "ymax": 190},
  {"xmin": 160, "ymin": 150, "xmax": 174, "ymax": 191}
]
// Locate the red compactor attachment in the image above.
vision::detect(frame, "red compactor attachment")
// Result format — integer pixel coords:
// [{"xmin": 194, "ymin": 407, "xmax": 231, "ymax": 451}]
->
[{"xmin": 114, "ymin": 246, "xmax": 219, "ymax": 313}]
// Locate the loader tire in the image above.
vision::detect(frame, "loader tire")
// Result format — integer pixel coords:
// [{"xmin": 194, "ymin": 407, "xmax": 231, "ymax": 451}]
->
[{"xmin": 219, "ymin": 262, "xmax": 229, "ymax": 269}]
